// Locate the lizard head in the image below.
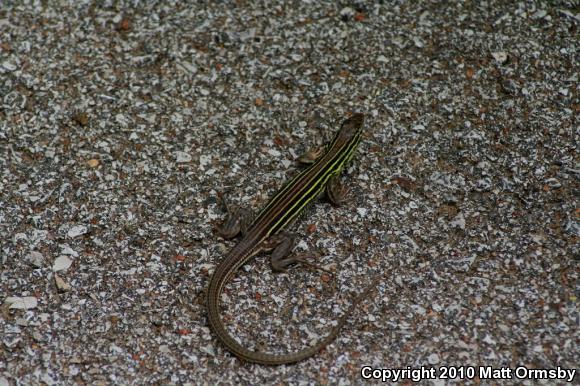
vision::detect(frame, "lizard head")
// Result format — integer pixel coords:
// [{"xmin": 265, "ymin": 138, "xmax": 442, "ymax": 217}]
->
[{"xmin": 335, "ymin": 113, "xmax": 365, "ymax": 144}]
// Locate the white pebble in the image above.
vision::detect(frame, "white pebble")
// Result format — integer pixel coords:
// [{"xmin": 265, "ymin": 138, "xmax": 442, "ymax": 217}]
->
[
  {"xmin": 5, "ymin": 296, "xmax": 38, "ymax": 310},
  {"xmin": 53, "ymin": 255, "xmax": 73, "ymax": 272},
  {"xmin": 67, "ymin": 225, "xmax": 87, "ymax": 238}
]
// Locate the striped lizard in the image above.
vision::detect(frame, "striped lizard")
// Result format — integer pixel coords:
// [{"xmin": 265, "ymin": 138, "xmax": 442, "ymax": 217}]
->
[{"xmin": 206, "ymin": 113, "xmax": 375, "ymax": 364}]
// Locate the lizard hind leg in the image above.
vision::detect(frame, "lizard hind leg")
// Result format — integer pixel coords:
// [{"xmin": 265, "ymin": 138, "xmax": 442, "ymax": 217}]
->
[
  {"xmin": 216, "ymin": 195, "xmax": 253, "ymax": 239},
  {"xmin": 263, "ymin": 233, "xmax": 335, "ymax": 278}
]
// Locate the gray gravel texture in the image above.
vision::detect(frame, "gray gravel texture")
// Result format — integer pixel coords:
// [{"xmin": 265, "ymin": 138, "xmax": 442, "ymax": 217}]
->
[{"xmin": 1, "ymin": 1, "xmax": 578, "ymax": 385}]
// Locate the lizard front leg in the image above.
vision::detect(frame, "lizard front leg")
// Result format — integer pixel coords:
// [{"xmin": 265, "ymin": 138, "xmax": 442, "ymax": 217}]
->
[
  {"xmin": 326, "ymin": 174, "xmax": 350, "ymax": 206},
  {"xmin": 297, "ymin": 145, "xmax": 325, "ymax": 164}
]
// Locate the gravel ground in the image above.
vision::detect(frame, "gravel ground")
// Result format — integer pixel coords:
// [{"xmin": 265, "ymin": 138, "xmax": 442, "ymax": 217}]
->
[{"xmin": 0, "ymin": 1, "xmax": 578, "ymax": 385}]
